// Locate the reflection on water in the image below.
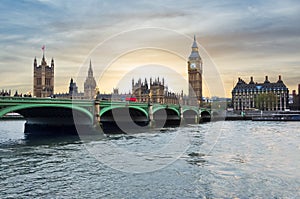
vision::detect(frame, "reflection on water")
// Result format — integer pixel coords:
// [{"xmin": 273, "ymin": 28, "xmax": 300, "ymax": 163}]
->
[{"xmin": 0, "ymin": 120, "xmax": 299, "ymax": 198}]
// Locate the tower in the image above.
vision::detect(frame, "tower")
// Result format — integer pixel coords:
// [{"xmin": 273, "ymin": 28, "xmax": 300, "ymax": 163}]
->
[
  {"xmin": 188, "ymin": 35, "xmax": 202, "ymax": 106},
  {"xmin": 33, "ymin": 47, "xmax": 54, "ymax": 97},
  {"xmin": 84, "ymin": 60, "xmax": 97, "ymax": 99},
  {"xmin": 69, "ymin": 78, "xmax": 78, "ymax": 96}
]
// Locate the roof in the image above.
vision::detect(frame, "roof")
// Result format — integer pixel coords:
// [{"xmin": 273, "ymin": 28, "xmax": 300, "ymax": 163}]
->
[
  {"xmin": 232, "ymin": 77, "xmax": 288, "ymax": 93},
  {"xmin": 189, "ymin": 51, "xmax": 201, "ymax": 59},
  {"xmin": 192, "ymin": 35, "xmax": 198, "ymax": 48},
  {"xmin": 189, "ymin": 35, "xmax": 201, "ymax": 59}
]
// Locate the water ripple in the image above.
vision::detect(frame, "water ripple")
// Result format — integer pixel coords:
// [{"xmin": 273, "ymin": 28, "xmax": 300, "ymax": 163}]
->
[{"xmin": 0, "ymin": 121, "xmax": 299, "ymax": 198}]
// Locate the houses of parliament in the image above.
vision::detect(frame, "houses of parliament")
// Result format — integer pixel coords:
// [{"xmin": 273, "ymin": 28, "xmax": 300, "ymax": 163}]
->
[
  {"xmin": 32, "ymin": 36, "xmax": 204, "ymax": 106},
  {"xmin": 33, "ymin": 52, "xmax": 54, "ymax": 98},
  {"xmin": 131, "ymin": 35, "xmax": 203, "ymax": 106}
]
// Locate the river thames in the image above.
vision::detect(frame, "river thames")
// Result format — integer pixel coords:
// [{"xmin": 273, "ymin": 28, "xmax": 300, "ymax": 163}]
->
[{"xmin": 0, "ymin": 120, "xmax": 299, "ymax": 198}]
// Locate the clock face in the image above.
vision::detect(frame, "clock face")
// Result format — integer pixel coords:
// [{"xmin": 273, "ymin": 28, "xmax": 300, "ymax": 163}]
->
[{"xmin": 190, "ymin": 63, "xmax": 196, "ymax": 69}]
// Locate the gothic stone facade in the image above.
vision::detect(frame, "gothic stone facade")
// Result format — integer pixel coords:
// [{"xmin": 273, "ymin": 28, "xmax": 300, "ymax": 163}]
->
[
  {"xmin": 84, "ymin": 60, "xmax": 97, "ymax": 99},
  {"xmin": 232, "ymin": 76, "xmax": 289, "ymax": 111},
  {"xmin": 33, "ymin": 54, "xmax": 54, "ymax": 97},
  {"xmin": 132, "ymin": 78, "xmax": 180, "ymax": 104}
]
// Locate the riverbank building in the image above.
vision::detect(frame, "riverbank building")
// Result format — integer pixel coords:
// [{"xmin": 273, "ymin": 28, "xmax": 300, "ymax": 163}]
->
[{"xmin": 232, "ymin": 75, "xmax": 289, "ymax": 111}]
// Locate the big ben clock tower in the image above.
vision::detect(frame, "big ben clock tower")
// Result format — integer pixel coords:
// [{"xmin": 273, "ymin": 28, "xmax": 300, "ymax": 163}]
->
[{"xmin": 188, "ymin": 35, "xmax": 202, "ymax": 106}]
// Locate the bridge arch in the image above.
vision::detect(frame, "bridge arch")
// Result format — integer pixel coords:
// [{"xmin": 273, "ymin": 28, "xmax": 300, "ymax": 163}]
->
[
  {"xmin": 200, "ymin": 110, "xmax": 211, "ymax": 123},
  {"xmin": 152, "ymin": 106, "xmax": 181, "ymax": 128},
  {"xmin": 0, "ymin": 104, "xmax": 94, "ymax": 124},
  {"xmin": 182, "ymin": 109, "xmax": 199, "ymax": 124},
  {"xmin": 152, "ymin": 106, "xmax": 180, "ymax": 117},
  {"xmin": 100, "ymin": 106, "xmax": 149, "ymax": 133},
  {"xmin": 100, "ymin": 106, "xmax": 148, "ymax": 118}
]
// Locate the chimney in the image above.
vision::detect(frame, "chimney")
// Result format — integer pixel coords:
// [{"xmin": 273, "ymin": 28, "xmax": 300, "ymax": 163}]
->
[
  {"xmin": 249, "ymin": 76, "xmax": 254, "ymax": 84},
  {"xmin": 279, "ymin": 75, "xmax": 281, "ymax": 81},
  {"xmin": 264, "ymin": 75, "xmax": 270, "ymax": 83}
]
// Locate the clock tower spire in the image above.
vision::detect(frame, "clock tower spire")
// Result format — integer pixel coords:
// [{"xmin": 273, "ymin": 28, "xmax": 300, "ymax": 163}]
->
[{"xmin": 188, "ymin": 35, "xmax": 203, "ymax": 106}]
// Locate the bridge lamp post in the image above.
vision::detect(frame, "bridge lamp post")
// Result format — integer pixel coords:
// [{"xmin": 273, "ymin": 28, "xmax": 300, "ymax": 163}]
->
[
  {"xmin": 148, "ymin": 91, "xmax": 152, "ymax": 105},
  {"xmin": 148, "ymin": 91, "xmax": 154, "ymax": 126},
  {"xmin": 94, "ymin": 100, "xmax": 101, "ymax": 125}
]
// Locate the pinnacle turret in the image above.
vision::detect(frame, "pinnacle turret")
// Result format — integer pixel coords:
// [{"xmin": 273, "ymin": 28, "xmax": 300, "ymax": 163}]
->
[
  {"xmin": 84, "ymin": 59, "xmax": 97, "ymax": 99},
  {"xmin": 192, "ymin": 35, "xmax": 198, "ymax": 49},
  {"xmin": 189, "ymin": 35, "xmax": 201, "ymax": 59},
  {"xmin": 88, "ymin": 59, "xmax": 93, "ymax": 77},
  {"xmin": 34, "ymin": 57, "xmax": 37, "ymax": 67},
  {"xmin": 51, "ymin": 58, "xmax": 54, "ymax": 67}
]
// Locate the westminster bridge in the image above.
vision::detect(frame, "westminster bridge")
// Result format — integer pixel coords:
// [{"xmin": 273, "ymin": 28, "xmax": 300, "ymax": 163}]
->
[{"xmin": 0, "ymin": 97, "xmax": 211, "ymax": 134}]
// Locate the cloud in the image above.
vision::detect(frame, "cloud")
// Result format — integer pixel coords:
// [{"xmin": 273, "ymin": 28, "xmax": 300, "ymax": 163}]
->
[{"xmin": 0, "ymin": 0, "xmax": 300, "ymax": 96}]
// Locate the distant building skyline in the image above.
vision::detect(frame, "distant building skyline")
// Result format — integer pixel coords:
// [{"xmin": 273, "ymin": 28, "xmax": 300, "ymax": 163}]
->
[
  {"xmin": 2, "ymin": 40, "xmax": 300, "ymax": 100},
  {"xmin": 34, "ymin": 36, "xmax": 203, "ymax": 107}
]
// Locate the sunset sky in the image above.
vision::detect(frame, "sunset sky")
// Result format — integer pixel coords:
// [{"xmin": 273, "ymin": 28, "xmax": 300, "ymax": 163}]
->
[{"xmin": 1, "ymin": 0, "xmax": 300, "ymax": 97}]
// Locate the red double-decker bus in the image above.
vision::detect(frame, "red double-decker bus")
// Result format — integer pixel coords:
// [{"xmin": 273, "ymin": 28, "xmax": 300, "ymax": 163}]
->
[{"xmin": 125, "ymin": 97, "xmax": 137, "ymax": 102}]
